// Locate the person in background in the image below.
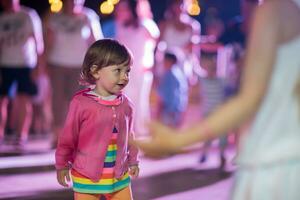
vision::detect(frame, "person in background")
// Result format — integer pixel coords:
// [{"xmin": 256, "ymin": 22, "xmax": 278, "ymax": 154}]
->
[
  {"xmin": 115, "ymin": 0, "xmax": 159, "ymax": 137},
  {"xmin": 134, "ymin": 0, "xmax": 300, "ymax": 199},
  {"xmin": 158, "ymin": 0, "xmax": 200, "ymax": 85},
  {"xmin": 0, "ymin": 0, "xmax": 44, "ymax": 146},
  {"xmin": 44, "ymin": 0, "xmax": 103, "ymax": 148},
  {"xmin": 203, "ymin": 7, "xmax": 225, "ymax": 43},
  {"xmin": 55, "ymin": 39, "xmax": 139, "ymax": 200},
  {"xmin": 31, "ymin": 65, "xmax": 52, "ymax": 136},
  {"xmin": 197, "ymin": 50, "xmax": 228, "ymax": 170},
  {"xmin": 157, "ymin": 49, "xmax": 188, "ymax": 128}
]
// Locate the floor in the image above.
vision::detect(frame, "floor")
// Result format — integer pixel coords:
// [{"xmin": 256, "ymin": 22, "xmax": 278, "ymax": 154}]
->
[
  {"xmin": 0, "ymin": 140, "xmax": 237, "ymax": 200},
  {"xmin": 0, "ymin": 102, "xmax": 237, "ymax": 200}
]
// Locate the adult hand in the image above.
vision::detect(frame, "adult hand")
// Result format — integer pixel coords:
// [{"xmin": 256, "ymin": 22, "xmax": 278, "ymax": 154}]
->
[{"xmin": 132, "ymin": 121, "xmax": 183, "ymax": 158}]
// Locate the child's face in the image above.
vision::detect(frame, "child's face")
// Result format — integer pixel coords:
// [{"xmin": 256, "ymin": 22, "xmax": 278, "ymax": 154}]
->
[{"xmin": 92, "ymin": 64, "xmax": 131, "ymax": 96}]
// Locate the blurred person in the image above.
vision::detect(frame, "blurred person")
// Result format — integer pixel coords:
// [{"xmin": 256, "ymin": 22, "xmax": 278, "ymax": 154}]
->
[
  {"xmin": 44, "ymin": 0, "xmax": 103, "ymax": 148},
  {"xmin": 217, "ymin": 0, "xmax": 260, "ymax": 68},
  {"xmin": 197, "ymin": 50, "xmax": 228, "ymax": 170},
  {"xmin": 0, "ymin": 0, "xmax": 44, "ymax": 145},
  {"xmin": 31, "ymin": 65, "xmax": 52, "ymax": 136},
  {"xmin": 157, "ymin": 49, "xmax": 188, "ymax": 128},
  {"xmin": 158, "ymin": 0, "xmax": 201, "ymax": 85},
  {"xmin": 115, "ymin": 0, "xmax": 159, "ymax": 137},
  {"xmin": 55, "ymin": 39, "xmax": 139, "ymax": 200},
  {"xmin": 203, "ymin": 7, "xmax": 225, "ymax": 42},
  {"xmin": 100, "ymin": 14, "xmax": 116, "ymax": 38},
  {"xmin": 134, "ymin": 0, "xmax": 300, "ymax": 199}
]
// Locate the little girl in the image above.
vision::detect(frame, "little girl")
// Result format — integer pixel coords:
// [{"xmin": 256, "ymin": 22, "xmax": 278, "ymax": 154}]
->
[{"xmin": 55, "ymin": 39, "xmax": 139, "ymax": 200}]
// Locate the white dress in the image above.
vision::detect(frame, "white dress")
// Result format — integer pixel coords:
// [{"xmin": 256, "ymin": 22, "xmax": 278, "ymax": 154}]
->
[
  {"xmin": 0, "ymin": 6, "xmax": 43, "ymax": 68},
  {"xmin": 116, "ymin": 20, "xmax": 159, "ymax": 137},
  {"xmin": 232, "ymin": 1, "xmax": 300, "ymax": 199},
  {"xmin": 47, "ymin": 7, "xmax": 102, "ymax": 68}
]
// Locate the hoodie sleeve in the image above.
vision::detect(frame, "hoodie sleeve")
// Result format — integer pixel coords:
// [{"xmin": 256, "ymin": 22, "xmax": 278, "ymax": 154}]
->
[{"xmin": 55, "ymin": 98, "xmax": 81, "ymax": 169}]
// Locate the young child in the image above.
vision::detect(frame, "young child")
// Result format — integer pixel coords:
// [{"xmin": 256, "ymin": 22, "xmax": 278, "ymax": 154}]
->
[
  {"xmin": 197, "ymin": 51, "xmax": 227, "ymax": 170},
  {"xmin": 55, "ymin": 39, "xmax": 139, "ymax": 200},
  {"xmin": 157, "ymin": 50, "xmax": 188, "ymax": 127}
]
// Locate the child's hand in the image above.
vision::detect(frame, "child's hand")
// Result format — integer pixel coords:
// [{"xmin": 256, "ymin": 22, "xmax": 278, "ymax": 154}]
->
[
  {"xmin": 56, "ymin": 168, "xmax": 71, "ymax": 187},
  {"xmin": 129, "ymin": 165, "xmax": 139, "ymax": 178}
]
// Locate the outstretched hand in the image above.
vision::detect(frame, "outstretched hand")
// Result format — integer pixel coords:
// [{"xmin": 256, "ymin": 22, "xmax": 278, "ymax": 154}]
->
[{"xmin": 131, "ymin": 121, "xmax": 184, "ymax": 158}]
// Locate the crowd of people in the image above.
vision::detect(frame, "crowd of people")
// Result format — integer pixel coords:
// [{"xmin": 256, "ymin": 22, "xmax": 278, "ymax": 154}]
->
[
  {"xmin": 0, "ymin": 0, "xmax": 263, "ymax": 173},
  {"xmin": 1, "ymin": 0, "xmax": 299, "ymax": 199},
  {"xmin": 0, "ymin": 0, "xmax": 204, "ymax": 147}
]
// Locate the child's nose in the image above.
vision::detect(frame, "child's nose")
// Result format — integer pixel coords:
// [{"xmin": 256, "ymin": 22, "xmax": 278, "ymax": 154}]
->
[{"xmin": 122, "ymin": 73, "xmax": 129, "ymax": 81}]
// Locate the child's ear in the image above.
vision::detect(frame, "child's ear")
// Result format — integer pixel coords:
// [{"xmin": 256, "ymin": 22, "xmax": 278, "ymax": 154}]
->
[{"xmin": 90, "ymin": 65, "xmax": 100, "ymax": 79}]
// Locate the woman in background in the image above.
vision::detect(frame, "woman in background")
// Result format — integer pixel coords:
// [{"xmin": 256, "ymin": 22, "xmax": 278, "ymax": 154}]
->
[
  {"xmin": 115, "ymin": 0, "xmax": 159, "ymax": 137},
  {"xmin": 44, "ymin": 0, "xmax": 103, "ymax": 147}
]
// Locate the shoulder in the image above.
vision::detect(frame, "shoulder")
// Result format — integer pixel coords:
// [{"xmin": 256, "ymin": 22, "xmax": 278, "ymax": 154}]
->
[
  {"xmin": 122, "ymin": 94, "xmax": 134, "ymax": 107},
  {"xmin": 258, "ymin": 0, "xmax": 283, "ymax": 10},
  {"xmin": 256, "ymin": 0, "xmax": 297, "ymax": 29},
  {"xmin": 158, "ymin": 19, "xmax": 169, "ymax": 32},
  {"xmin": 70, "ymin": 89, "xmax": 99, "ymax": 111},
  {"xmin": 190, "ymin": 18, "xmax": 200, "ymax": 31},
  {"xmin": 20, "ymin": 6, "xmax": 41, "ymax": 21},
  {"xmin": 253, "ymin": 0, "xmax": 281, "ymax": 25},
  {"xmin": 82, "ymin": 7, "xmax": 99, "ymax": 21},
  {"xmin": 249, "ymin": 0, "xmax": 282, "ymax": 43},
  {"xmin": 121, "ymin": 94, "xmax": 134, "ymax": 113},
  {"xmin": 73, "ymin": 88, "xmax": 92, "ymax": 96},
  {"xmin": 72, "ymin": 88, "xmax": 94, "ymax": 103},
  {"xmin": 20, "ymin": 6, "xmax": 35, "ymax": 14},
  {"xmin": 141, "ymin": 19, "xmax": 160, "ymax": 39},
  {"xmin": 162, "ymin": 69, "xmax": 175, "ymax": 80},
  {"xmin": 181, "ymin": 14, "xmax": 200, "ymax": 31}
]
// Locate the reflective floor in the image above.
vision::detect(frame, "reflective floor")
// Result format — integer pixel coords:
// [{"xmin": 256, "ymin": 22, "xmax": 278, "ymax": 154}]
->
[
  {"xmin": 0, "ymin": 103, "xmax": 237, "ymax": 200},
  {"xmin": 0, "ymin": 142, "xmax": 236, "ymax": 200}
]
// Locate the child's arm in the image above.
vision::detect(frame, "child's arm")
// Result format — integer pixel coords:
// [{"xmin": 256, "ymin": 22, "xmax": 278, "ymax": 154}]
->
[
  {"xmin": 86, "ymin": 8, "xmax": 103, "ymax": 42},
  {"xmin": 127, "ymin": 105, "xmax": 139, "ymax": 176},
  {"xmin": 127, "ymin": 129, "xmax": 139, "ymax": 167},
  {"xmin": 128, "ymin": 130, "xmax": 140, "ymax": 179},
  {"xmin": 55, "ymin": 98, "xmax": 81, "ymax": 177}
]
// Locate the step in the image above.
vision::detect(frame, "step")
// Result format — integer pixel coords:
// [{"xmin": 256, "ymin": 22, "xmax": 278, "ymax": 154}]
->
[{"xmin": 0, "ymin": 150, "xmax": 55, "ymax": 175}]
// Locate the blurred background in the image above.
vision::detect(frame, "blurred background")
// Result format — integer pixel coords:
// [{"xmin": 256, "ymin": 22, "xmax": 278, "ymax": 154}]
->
[{"xmin": 0, "ymin": 0, "xmax": 255, "ymax": 199}]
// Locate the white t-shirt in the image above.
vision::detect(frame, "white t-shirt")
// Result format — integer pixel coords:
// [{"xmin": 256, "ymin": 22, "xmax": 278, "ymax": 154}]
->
[
  {"xmin": 0, "ymin": 6, "xmax": 44, "ymax": 68},
  {"xmin": 47, "ymin": 7, "xmax": 103, "ymax": 68}
]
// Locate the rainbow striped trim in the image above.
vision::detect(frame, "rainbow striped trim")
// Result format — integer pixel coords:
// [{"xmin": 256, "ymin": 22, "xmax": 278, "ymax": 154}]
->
[{"xmin": 71, "ymin": 128, "xmax": 130, "ymax": 194}]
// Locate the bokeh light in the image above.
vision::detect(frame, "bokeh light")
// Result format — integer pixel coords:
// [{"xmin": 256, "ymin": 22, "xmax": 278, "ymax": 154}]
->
[
  {"xmin": 100, "ymin": 1, "xmax": 114, "ymax": 15},
  {"xmin": 50, "ymin": 0, "xmax": 63, "ymax": 13}
]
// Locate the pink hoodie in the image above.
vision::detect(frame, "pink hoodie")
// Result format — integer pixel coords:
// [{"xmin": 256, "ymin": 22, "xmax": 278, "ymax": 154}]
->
[{"xmin": 55, "ymin": 89, "xmax": 139, "ymax": 182}]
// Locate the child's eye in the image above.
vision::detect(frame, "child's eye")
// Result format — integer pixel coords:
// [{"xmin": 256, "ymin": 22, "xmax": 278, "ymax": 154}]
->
[{"xmin": 115, "ymin": 69, "xmax": 121, "ymax": 73}]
